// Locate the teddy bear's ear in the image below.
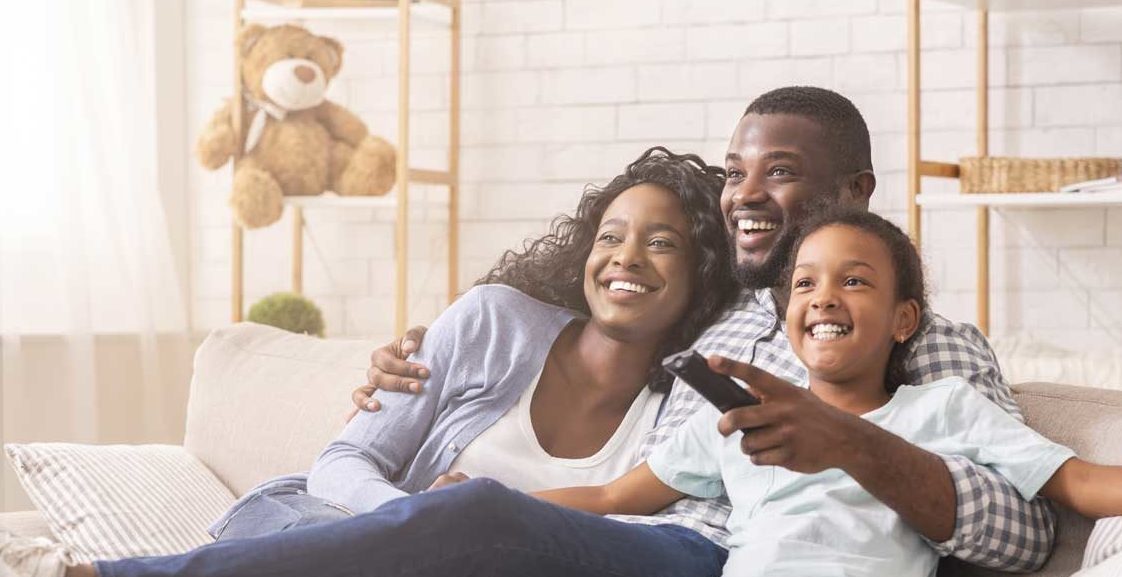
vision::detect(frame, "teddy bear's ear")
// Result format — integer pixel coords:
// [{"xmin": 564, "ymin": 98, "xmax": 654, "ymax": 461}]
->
[
  {"xmin": 238, "ymin": 24, "xmax": 268, "ymax": 57},
  {"xmin": 320, "ymin": 36, "xmax": 345, "ymax": 76}
]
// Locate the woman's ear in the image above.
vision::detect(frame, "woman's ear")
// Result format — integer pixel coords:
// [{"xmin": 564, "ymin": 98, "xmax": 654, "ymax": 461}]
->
[{"xmin": 893, "ymin": 299, "xmax": 921, "ymax": 344}]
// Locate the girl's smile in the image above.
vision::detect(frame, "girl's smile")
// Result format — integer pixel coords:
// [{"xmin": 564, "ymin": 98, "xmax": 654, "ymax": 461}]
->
[{"xmin": 786, "ymin": 224, "xmax": 919, "ymax": 410}]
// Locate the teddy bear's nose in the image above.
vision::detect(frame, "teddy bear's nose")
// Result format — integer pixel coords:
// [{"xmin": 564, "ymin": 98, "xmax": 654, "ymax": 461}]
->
[{"xmin": 294, "ymin": 65, "xmax": 316, "ymax": 83}]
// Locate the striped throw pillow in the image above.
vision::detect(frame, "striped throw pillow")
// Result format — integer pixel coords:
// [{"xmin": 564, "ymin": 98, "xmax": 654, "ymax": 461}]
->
[
  {"xmin": 5, "ymin": 443, "xmax": 235, "ymax": 563},
  {"xmin": 1086, "ymin": 517, "xmax": 1122, "ymax": 570}
]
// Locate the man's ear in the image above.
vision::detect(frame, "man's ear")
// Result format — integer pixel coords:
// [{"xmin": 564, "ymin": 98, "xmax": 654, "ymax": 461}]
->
[
  {"xmin": 837, "ymin": 169, "xmax": 876, "ymax": 209},
  {"xmin": 239, "ymin": 24, "xmax": 268, "ymax": 57},
  {"xmin": 893, "ymin": 299, "xmax": 922, "ymax": 345}
]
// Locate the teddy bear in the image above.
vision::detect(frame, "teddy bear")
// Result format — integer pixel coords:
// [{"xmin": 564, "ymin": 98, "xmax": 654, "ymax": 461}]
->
[{"xmin": 196, "ymin": 24, "xmax": 396, "ymax": 229}]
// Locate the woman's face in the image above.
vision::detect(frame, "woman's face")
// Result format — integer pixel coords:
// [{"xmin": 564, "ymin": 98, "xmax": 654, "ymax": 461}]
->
[
  {"xmin": 785, "ymin": 224, "xmax": 915, "ymax": 386},
  {"xmin": 583, "ymin": 183, "xmax": 695, "ymax": 343}
]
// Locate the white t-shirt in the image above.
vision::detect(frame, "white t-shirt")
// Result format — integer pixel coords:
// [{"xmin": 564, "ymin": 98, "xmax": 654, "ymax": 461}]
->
[
  {"xmin": 450, "ymin": 371, "xmax": 664, "ymax": 493},
  {"xmin": 647, "ymin": 376, "xmax": 1076, "ymax": 577}
]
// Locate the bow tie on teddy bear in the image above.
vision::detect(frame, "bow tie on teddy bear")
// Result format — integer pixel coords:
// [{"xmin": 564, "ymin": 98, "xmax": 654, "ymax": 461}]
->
[{"xmin": 195, "ymin": 24, "xmax": 396, "ymax": 229}]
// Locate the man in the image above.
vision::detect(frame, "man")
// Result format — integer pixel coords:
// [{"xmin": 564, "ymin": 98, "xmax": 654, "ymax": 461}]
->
[
  {"xmin": 39, "ymin": 87, "xmax": 1052, "ymax": 577},
  {"xmin": 360, "ymin": 86, "xmax": 1055, "ymax": 571}
]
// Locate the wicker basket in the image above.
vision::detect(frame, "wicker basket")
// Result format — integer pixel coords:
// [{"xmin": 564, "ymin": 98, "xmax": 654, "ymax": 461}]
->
[{"xmin": 959, "ymin": 157, "xmax": 1121, "ymax": 194}]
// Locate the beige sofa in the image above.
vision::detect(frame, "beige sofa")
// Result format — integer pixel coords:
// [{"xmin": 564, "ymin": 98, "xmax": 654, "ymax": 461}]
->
[{"xmin": 2, "ymin": 323, "xmax": 1121, "ymax": 576}]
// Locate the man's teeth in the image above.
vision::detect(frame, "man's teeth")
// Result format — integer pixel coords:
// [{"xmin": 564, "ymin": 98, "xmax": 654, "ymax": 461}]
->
[
  {"xmin": 810, "ymin": 323, "xmax": 851, "ymax": 341},
  {"xmin": 608, "ymin": 280, "xmax": 651, "ymax": 294},
  {"xmin": 738, "ymin": 219, "xmax": 779, "ymax": 232}
]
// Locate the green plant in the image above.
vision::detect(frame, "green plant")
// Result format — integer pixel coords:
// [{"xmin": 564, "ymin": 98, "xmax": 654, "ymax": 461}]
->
[{"xmin": 247, "ymin": 292, "xmax": 325, "ymax": 337}]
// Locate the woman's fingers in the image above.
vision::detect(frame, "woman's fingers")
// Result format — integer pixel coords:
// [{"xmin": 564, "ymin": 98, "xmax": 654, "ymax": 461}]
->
[{"xmin": 427, "ymin": 471, "xmax": 470, "ymax": 491}]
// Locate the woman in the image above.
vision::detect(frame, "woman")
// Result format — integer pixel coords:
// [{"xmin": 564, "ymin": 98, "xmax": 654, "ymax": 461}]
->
[{"xmin": 18, "ymin": 146, "xmax": 735, "ymax": 577}]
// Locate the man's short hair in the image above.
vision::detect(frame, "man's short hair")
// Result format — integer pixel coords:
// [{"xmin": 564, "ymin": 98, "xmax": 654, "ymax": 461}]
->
[{"xmin": 744, "ymin": 86, "xmax": 873, "ymax": 174}]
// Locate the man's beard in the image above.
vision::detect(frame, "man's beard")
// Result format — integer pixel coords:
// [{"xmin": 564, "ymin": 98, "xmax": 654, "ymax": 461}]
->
[
  {"xmin": 730, "ymin": 224, "xmax": 798, "ymax": 290},
  {"xmin": 729, "ymin": 190, "xmax": 841, "ymax": 290}
]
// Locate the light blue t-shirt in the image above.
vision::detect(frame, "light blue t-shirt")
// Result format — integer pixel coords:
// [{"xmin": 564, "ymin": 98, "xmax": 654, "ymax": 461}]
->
[{"xmin": 647, "ymin": 376, "xmax": 1075, "ymax": 577}]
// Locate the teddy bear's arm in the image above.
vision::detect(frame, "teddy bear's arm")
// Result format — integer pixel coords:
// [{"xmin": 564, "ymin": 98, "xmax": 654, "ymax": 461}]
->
[
  {"xmin": 319, "ymin": 101, "xmax": 371, "ymax": 147},
  {"xmin": 196, "ymin": 99, "xmax": 239, "ymax": 170}
]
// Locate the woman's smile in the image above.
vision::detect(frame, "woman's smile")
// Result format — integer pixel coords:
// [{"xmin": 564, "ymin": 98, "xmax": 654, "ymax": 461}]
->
[{"xmin": 583, "ymin": 183, "xmax": 694, "ymax": 342}]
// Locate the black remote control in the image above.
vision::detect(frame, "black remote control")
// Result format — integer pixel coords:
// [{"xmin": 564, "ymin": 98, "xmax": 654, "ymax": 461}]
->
[{"xmin": 662, "ymin": 349, "xmax": 761, "ymax": 413}]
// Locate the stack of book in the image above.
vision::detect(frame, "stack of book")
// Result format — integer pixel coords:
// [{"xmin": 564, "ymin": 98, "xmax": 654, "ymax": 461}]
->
[{"xmin": 1060, "ymin": 176, "xmax": 1122, "ymax": 194}]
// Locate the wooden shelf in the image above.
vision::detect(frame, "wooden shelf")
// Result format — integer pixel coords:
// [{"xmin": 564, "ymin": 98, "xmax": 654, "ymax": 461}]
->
[
  {"xmin": 935, "ymin": 0, "xmax": 1122, "ymax": 10},
  {"xmin": 231, "ymin": 0, "xmax": 462, "ymax": 333},
  {"xmin": 916, "ymin": 191, "xmax": 1122, "ymax": 208},
  {"xmin": 283, "ymin": 194, "xmax": 448, "ymax": 208},
  {"xmin": 242, "ymin": 0, "xmax": 452, "ymax": 26}
]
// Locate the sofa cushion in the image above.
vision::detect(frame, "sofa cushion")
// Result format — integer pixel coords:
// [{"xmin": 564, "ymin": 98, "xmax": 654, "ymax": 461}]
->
[
  {"xmin": 183, "ymin": 323, "xmax": 375, "ymax": 497},
  {"xmin": 1085, "ymin": 517, "xmax": 1122, "ymax": 570},
  {"xmin": 4, "ymin": 443, "xmax": 235, "ymax": 562}
]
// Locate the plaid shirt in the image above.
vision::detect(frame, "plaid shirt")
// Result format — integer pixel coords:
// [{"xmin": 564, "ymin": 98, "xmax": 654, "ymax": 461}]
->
[{"xmin": 609, "ymin": 288, "xmax": 1056, "ymax": 572}]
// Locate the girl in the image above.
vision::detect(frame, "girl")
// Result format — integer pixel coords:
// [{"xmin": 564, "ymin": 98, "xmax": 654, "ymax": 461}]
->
[{"xmin": 536, "ymin": 208, "xmax": 1122, "ymax": 577}]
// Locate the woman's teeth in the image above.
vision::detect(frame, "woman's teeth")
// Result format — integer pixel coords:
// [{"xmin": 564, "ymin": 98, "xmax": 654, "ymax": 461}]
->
[
  {"xmin": 608, "ymin": 280, "xmax": 651, "ymax": 294},
  {"xmin": 810, "ymin": 323, "xmax": 851, "ymax": 340},
  {"xmin": 738, "ymin": 219, "xmax": 778, "ymax": 232}
]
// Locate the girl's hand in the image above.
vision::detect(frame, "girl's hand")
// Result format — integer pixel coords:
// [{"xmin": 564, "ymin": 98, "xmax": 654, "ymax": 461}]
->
[{"xmin": 428, "ymin": 472, "xmax": 470, "ymax": 491}]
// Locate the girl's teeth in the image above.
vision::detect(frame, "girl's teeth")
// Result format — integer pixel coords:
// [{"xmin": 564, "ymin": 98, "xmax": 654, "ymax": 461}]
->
[
  {"xmin": 738, "ymin": 219, "xmax": 779, "ymax": 232},
  {"xmin": 608, "ymin": 280, "xmax": 651, "ymax": 294},
  {"xmin": 810, "ymin": 323, "xmax": 851, "ymax": 340}
]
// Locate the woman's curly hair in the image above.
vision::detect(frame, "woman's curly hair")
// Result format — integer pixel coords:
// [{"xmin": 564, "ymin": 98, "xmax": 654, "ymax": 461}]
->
[{"xmin": 476, "ymin": 146, "xmax": 736, "ymax": 393}]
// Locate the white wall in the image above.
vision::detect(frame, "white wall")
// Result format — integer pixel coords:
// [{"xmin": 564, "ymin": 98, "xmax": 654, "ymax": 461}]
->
[{"xmin": 185, "ymin": 0, "xmax": 1122, "ymax": 349}]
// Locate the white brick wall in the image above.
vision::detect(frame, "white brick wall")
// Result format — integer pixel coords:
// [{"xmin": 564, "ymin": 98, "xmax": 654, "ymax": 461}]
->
[{"xmin": 185, "ymin": 1, "xmax": 1122, "ymax": 349}]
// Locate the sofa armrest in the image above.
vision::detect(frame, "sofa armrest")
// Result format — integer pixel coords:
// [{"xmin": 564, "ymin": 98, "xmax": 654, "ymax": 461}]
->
[{"xmin": 0, "ymin": 510, "xmax": 55, "ymax": 540}]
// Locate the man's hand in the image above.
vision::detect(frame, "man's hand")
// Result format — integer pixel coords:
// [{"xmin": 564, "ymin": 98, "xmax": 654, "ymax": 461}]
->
[
  {"xmin": 427, "ymin": 472, "xmax": 470, "ymax": 491},
  {"xmin": 345, "ymin": 326, "xmax": 431, "ymax": 421},
  {"xmin": 710, "ymin": 355, "xmax": 868, "ymax": 475},
  {"xmin": 709, "ymin": 355, "xmax": 956, "ymax": 541}
]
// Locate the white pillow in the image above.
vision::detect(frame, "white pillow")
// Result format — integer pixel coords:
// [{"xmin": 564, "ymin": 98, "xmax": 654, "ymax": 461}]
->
[
  {"xmin": 1086, "ymin": 517, "xmax": 1122, "ymax": 571},
  {"xmin": 5, "ymin": 443, "xmax": 235, "ymax": 563}
]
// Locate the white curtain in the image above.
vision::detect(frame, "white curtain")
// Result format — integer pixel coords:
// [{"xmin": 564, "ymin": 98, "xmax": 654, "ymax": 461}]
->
[{"xmin": 0, "ymin": 1, "xmax": 189, "ymax": 508}]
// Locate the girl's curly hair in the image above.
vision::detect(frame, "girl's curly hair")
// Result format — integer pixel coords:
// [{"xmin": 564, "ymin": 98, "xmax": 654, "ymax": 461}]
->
[{"xmin": 476, "ymin": 146, "xmax": 736, "ymax": 393}]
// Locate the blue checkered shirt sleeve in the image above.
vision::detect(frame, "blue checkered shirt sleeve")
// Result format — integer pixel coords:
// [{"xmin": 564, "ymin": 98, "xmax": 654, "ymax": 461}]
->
[{"xmin": 905, "ymin": 314, "xmax": 1056, "ymax": 571}]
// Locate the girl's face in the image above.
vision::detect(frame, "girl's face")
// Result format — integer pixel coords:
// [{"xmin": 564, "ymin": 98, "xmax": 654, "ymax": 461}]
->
[
  {"xmin": 583, "ymin": 183, "xmax": 695, "ymax": 343},
  {"xmin": 785, "ymin": 225, "xmax": 919, "ymax": 387}
]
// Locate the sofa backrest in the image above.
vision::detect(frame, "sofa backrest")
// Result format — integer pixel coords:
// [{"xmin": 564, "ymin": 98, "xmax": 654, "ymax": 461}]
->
[
  {"xmin": 1015, "ymin": 382, "xmax": 1122, "ymax": 575},
  {"xmin": 184, "ymin": 326, "xmax": 1122, "ymax": 576},
  {"xmin": 183, "ymin": 323, "xmax": 374, "ymax": 496},
  {"xmin": 946, "ymin": 382, "xmax": 1122, "ymax": 577}
]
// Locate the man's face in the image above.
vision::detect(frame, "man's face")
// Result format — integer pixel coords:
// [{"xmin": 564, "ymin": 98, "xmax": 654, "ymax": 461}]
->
[{"xmin": 722, "ymin": 113, "xmax": 858, "ymax": 289}]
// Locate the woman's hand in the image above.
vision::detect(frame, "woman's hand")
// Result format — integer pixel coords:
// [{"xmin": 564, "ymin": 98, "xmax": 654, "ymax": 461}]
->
[
  {"xmin": 345, "ymin": 326, "xmax": 431, "ymax": 421},
  {"xmin": 427, "ymin": 472, "xmax": 470, "ymax": 491}
]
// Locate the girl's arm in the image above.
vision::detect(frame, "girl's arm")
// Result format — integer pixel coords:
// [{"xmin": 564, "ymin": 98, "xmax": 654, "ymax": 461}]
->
[
  {"xmin": 534, "ymin": 463, "xmax": 686, "ymax": 516},
  {"xmin": 1042, "ymin": 458, "xmax": 1122, "ymax": 519}
]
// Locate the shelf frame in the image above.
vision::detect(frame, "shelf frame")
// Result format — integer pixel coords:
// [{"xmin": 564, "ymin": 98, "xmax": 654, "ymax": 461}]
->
[
  {"xmin": 909, "ymin": 0, "xmax": 1122, "ymax": 336},
  {"xmin": 230, "ymin": 0, "xmax": 461, "ymax": 336},
  {"xmin": 909, "ymin": 1, "xmax": 995, "ymax": 333}
]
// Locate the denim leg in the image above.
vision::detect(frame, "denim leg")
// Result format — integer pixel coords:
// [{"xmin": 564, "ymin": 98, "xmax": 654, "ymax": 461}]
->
[
  {"xmin": 96, "ymin": 478, "xmax": 727, "ymax": 577},
  {"xmin": 213, "ymin": 489, "xmax": 353, "ymax": 541}
]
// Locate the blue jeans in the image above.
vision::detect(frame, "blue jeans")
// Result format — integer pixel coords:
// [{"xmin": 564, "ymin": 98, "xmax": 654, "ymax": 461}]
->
[
  {"xmin": 211, "ymin": 487, "xmax": 353, "ymax": 541},
  {"xmin": 96, "ymin": 478, "xmax": 727, "ymax": 577}
]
